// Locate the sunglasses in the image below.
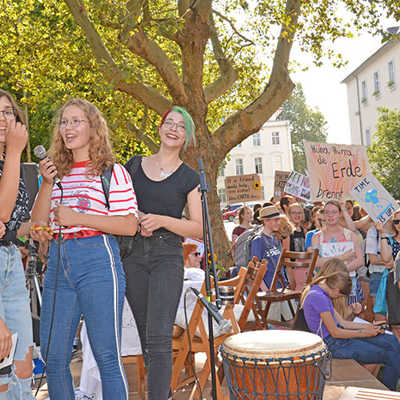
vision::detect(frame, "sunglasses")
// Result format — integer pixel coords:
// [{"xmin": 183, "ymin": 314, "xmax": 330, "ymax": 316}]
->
[
  {"xmin": 191, "ymin": 252, "xmax": 201, "ymax": 257},
  {"xmin": 394, "ymin": 220, "xmax": 400, "ymax": 225}
]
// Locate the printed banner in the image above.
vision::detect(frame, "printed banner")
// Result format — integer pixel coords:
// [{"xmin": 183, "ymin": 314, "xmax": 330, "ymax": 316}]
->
[
  {"xmin": 274, "ymin": 170, "xmax": 291, "ymax": 198},
  {"xmin": 304, "ymin": 141, "xmax": 370, "ymax": 202},
  {"xmin": 284, "ymin": 171, "xmax": 311, "ymax": 202},
  {"xmin": 225, "ymin": 173, "xmax": 263, "ymax": 203},
  {"xmin": 351, "ymin": 173, "xmax": 399, "ymax": 224}
]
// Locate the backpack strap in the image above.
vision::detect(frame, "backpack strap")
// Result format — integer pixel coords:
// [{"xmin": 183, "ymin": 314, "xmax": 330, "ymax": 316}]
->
[{"xmin": 101, "ymin": 165, "xmax": 114, "ymax": 210}]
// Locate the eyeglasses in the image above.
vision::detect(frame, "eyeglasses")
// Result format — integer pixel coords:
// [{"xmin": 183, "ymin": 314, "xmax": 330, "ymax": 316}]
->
[
  {"xmin": 393, "ymin": 220, "xmax": 400, "ymax": 225},
  {"xmin": 60, "ymin": 118, "xmax": 88, "ymax": 130},
  {"xmin": 163, "ymin": 120, "xmax": 186, "ymax": 133},
  {"xmin": 0, "ymin": 109, "xmax": 16, "ymax": 120}
]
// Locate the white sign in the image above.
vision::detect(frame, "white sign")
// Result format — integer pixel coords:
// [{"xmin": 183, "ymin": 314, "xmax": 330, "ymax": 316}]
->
[
  {"xmin": 351, "ymin": 173, "xmax": 399, "ymax": 224},
  {"xmin": 284, "ymin": 171, "xmax": 311, "ymax": 202}
]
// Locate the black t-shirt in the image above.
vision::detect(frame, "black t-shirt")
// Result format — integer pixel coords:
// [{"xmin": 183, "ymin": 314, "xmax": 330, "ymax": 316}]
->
[
  {"xmin": 0, "ymin": 161, "xmax": 30, "ymax": 236},
  {"xmin": 290, "ymin": 226, "xmax": 305, "ymax": 252},
  {"xmin": 126, "ymin": 156, "xmax": 200, "ymax": 220}
]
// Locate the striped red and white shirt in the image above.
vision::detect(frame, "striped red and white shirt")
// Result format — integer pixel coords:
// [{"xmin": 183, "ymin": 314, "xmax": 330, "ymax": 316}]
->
[{"xmin": 49, "ymin": 161, "xmax": 138, "ymax": 234}]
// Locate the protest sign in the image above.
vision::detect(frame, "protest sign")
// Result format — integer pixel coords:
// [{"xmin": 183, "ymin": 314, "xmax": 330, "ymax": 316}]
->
[
  {"xmin": 225, "ymin": 174, "xmax": 263, "ymax": 204},
  {"xmin": 351, "ymin": 173, "xmax": 399, "ymax": 224},
  {"xmin": 304, "ymin": 141, "xmax": 370, "ymax": 202},
  {"xmin": 274, "ymin": 170, "xmax": 290, "ymax": 198},
  {"xmin": 284, "ymin": 171, "xmax": 311, "ymax": 202}
]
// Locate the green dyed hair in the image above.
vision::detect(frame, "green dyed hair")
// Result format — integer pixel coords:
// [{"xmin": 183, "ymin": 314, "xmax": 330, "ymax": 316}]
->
[{"xmin": 161, "ymin": 106, "xmax": 196, "ymax": 151}]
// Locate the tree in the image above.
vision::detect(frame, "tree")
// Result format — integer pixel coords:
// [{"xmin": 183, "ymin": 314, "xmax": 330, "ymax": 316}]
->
[
  {"xmin": 278, "ymin": 83, "xmax": 328, "ymax": 173},
  {"xmin": 1, "ymin": 0, "xmax": 399, "ymax": 265},
  {"xmin": 368, "ymin": 107, "xmax": 400, "ymax": 199}
]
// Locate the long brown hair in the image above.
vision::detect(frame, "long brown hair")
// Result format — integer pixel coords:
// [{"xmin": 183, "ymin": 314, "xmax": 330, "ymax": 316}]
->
[
  {"xmin": 0, "ymin": 90, "xmax": 26, "ymax": 125},
  {"xmin": 49, "ymin": 98, "xmax": 115, "ymax": 178}
]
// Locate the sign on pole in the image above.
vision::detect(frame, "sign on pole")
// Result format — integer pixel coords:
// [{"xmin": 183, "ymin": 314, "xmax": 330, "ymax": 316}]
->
[
  {"xmin": 304, "ymin": 141, "xmax": 370, "ymax": 202},
  {"xmin": 284, "ymin": 171, "xmax": 311, "ymax": 202},
  {"xmin": 351, "ymin": 173, "xmax": 399, "ymax": 224},
  {"xmin": 274, "ymin": 170, "xmax": 291, "ymax": 198},
  {"xmin": 225, "ymin": 174, "xmax": 263, "ymax": 204}
]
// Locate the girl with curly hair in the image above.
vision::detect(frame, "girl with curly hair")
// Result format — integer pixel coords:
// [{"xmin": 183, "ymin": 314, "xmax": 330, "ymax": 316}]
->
[{"xmin": 31, "ymin": 98, "xmax": 138, "ymax": 400}]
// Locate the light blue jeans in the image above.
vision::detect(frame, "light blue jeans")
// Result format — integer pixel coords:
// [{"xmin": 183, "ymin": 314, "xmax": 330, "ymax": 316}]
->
[
  {"xmin": 0, "ymin": 244, "xmax": 34, "ymax": 400},
  {"xmin": 40, "ymin": 234, "xmax": 128, "ymax": 400}
]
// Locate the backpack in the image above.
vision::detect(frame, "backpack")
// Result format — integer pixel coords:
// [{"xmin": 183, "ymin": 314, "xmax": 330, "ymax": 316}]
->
[
  {"xmin": 233, "ymin": 225, "xmax": 263, "ymax": 267},
  {"xmin": 100, "ymin": 156, "xmax": 142, "ymax": 260}
]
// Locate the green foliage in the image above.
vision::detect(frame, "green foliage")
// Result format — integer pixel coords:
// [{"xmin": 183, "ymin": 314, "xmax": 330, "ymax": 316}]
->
[
  {"xmin": 277, "ymin": 83, "xmax": 328, "ymax": 173},
  {"xmin": 368, "ymin": 107, "xmax": 400, "ymax": 200}
]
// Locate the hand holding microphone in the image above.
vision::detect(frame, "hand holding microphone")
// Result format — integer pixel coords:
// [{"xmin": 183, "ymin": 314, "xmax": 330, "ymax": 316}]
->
[{"xmin": 33, "ymin": 145, "xmax": 61, "ymax": 188}]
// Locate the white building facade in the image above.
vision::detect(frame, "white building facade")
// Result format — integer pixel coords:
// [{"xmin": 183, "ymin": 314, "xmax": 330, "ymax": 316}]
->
[
  {"xmin": 342, "ymin": 38, "xmax": 400, "ymax": 146},
  {"xmin": 217, "ymin": 118, "xmax": 294, "ymax": 207}
]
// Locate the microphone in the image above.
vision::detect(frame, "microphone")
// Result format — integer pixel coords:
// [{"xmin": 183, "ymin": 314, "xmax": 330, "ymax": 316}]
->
[
  {"xmin": 33, "ymin": 145, "xmax": 62, "ymax": 188},
  {"xmin": 190, "ymin": 287, "xmax": 232, "ymax": 335}
]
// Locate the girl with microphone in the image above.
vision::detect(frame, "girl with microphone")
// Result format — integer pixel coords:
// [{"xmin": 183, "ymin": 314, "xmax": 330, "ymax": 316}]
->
[
  {"xmin": 31, "ymin": 98, "xmax": 138, "ymax": 400},
  {"xmin": 0, "ymin": 89, "xmax": 34, "ymax": 399}
]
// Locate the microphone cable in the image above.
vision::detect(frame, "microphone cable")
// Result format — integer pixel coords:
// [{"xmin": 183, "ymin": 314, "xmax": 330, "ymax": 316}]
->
[
  {"xmin": 35, "ymin": 184, "xmax": 63, "ymax": 398},
  {"xmin": 183, "ymin": 288, "xmax": 203, "ymax": 400}
]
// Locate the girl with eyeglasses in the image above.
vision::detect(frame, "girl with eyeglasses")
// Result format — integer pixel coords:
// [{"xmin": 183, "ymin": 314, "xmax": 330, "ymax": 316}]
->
[
  {"xmin": 301, "ymin": 258, "xmax": 400, "ymax": 391},
  {"xmin": 0, "ymin": 90, "xmax": 35, "ymax": 399},
  {"xmin": 377, "ymin": 207, "xmax": 400, "ymax": 341},
  {"xmin": 31, "ymin": 98, "xmax": 138, "ymax": 400},
  {"xmin": 122, "ymin": 106, "xmax": 202, "ymax": 400}
]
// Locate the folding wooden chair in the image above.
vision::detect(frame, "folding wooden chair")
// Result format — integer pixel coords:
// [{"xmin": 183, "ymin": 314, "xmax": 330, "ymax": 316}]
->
[
  {"xmin": 256, "ymin": 248, "xmax": 319, "ymax": 329},
  {"xmin": 171, "ymin": 267, "xmax": 247, "ymax": 399}
]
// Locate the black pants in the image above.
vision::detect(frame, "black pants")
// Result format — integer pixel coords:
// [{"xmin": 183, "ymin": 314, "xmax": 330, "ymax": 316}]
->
[{"xmin": 123, "ymin": 232, "xmax": 183, "ymax": 400}]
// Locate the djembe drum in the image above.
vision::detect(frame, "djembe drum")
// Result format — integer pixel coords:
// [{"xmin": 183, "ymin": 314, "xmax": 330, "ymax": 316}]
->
[{"xmin": 221, "ymin": 330, "xmax": 330, "ymax": 400}]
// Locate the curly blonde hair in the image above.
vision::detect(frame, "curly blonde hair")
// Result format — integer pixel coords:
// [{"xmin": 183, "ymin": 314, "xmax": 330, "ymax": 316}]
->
[{"xmin": 49, "ymin": 98, "xmax": 115, "ymax": 178}]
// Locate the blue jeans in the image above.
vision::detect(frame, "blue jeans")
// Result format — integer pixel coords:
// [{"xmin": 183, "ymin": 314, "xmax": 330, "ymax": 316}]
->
[
  {"xmin": 40, "ymin": 234, "xmax": 128, "ymax": 400},
  {"xmin": 124, "ymin": 232, "xmax": 184, "ymax": 400},
  {"xmin": 324, "ymin": 333, "xmax": 400, "ymax": 390},
  {"xmin": 0, "ymin": 244, "xmax": 34, "ymax": 400}
]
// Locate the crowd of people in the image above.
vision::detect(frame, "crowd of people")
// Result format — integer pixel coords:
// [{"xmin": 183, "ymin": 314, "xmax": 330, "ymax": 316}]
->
[{"xmin": 0, "ymin": 86, "xmax": 400, "ymax": 399}]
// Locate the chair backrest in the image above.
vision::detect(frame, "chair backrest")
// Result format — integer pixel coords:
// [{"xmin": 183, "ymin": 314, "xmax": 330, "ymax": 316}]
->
[
  {"xmin": 269, "ymin": 248, "xmax": 319, "ymax": 292},
  {"xmin": 238, "ymin": 258, "xmax": 267, "ymax": 330}
]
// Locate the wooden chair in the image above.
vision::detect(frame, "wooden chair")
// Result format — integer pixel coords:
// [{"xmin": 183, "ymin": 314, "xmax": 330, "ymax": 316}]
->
[
  {"xmin": 122, "ymin": 355, "xmax": 146, "ymax": 399},
  {"xmin": 237, "ymin": 257, "xmax": 268, "ymax": 331},
  {"xmin": 171, "ymin": 267, "xmax": 247, "ymax": 399},
  {"xmin": 256, "ymin": 248, "xmax": 319, "ymax": 329}
]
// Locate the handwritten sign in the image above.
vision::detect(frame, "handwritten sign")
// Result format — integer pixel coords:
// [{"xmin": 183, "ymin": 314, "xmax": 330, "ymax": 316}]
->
[
  {"xmin": 225, "ymin": 174, "xmax": 262, "ymax": 204},
  {"xmin": 284, "ymin": 171, "xmax": 311, "ymax": 202},
  {"xmin": 274, "ymin": 170, "xmax": 291, "ymax": 198},
  {"xmin": 304, "ymin": 141, "xmax": 370, "ymax": 202},
  {"xmin": 351, "ymin": 173, "xmax": 399, "ymax": 224}
]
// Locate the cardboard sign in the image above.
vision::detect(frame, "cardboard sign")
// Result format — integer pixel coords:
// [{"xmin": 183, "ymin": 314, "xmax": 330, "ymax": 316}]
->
[
  {"xmin": 225, "ymin": 174, "xmax": 263, "ymax": 203},
  {"xmin": 274, "ymin": 170, "xmax": 291, "ymax": 198},
  {"xmin": 304, "ymin": 141, "xmax": 370, "ymax": 202},
  {"xmin": 284, "ymin": 171, "xmax": 311, "ymax": 202},
  {"xmin": 351, "ymin": 173, "xmax": 399, "ymax": 224}
]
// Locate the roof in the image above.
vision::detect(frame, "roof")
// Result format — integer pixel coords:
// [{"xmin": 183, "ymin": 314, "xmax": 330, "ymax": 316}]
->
[{"xmin": 341, "ymin": 38, "xmax": 399, "ymax": 83}]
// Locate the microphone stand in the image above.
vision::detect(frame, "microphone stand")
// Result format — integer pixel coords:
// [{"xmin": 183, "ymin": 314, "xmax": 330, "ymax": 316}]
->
[{"xmin": 198, "ymin": 158, "xmax": 221, "ymax": 400}]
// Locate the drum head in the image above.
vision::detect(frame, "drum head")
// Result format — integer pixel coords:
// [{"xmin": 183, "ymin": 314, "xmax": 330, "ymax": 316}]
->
[{"xmin": 223, "ymin": 330, "xmax": 326, "ymax": 359}]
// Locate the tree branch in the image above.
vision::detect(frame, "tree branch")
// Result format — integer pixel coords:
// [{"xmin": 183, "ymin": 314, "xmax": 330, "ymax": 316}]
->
[
  {"xmin": 204, "ymin": 13, "xmax": 239, "ymax": 103},
  {"xmin": 214, "ymin": 0, "xmax": 301, "ymax": 149},
  {"xmin": 125, "ymin": 29, "xmax": 188, "ymax": 104},
  {"xmin": 126, "ymin": 121, "xmax": 159, "ymax": 154},
  {"xmin": 63, "ymin": 0, "xmax": 171, "ymax": 115}
]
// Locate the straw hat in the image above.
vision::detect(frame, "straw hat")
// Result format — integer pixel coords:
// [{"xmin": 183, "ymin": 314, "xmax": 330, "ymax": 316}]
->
[{"xmin": 258, "ymin": 205, "xmax": 281, "ymax": 220}]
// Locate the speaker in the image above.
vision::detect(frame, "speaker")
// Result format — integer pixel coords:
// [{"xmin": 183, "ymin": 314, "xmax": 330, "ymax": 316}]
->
[{"xmin": 22, "ymin": 162, "xmax": 39, "ymax": 212}]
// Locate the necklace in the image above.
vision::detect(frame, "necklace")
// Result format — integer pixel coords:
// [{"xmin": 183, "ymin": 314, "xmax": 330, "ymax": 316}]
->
[{"xmin": 160, "ymin": 167, "xmax": 173, "ymax": 178}]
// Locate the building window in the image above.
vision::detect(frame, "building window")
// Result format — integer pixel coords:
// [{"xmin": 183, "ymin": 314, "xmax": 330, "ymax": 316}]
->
[
  {"xmin": 218, "ymin": 188, "xmax": 227, "ymax": 203},
  {"xmin": 253, "ymin": 132, "xmax": 261, "ymax": 146},
  {"xmin": 254, "ymin": 157, "xmax": 263, "ymax": 174},
  {"xmin": 272, "ymin": 155, "xmax": 282, "ymax": 172},
  {"xmin": 388, "ymin": 60, "xmax": 395, "ymax": 86},
  {"xmin": 235, "ymin": 158, "xmax": 244, "ymax": 175},
  {"xmin": 366, "ymin": 129, "xmax": 372, "ymax": 146},
  {"xmin": 361, "ymin": 80, "xmax": 367, "ymax": 102},
  {"xmin": 218, "ymin": 166, "xmax": 225, "ymax": 177},
  {"xmin": 272, "ymin": 131, "xmax": 280, "ymax": 145},
  {"xmin": 373, "ymin": 71, "xmax": 380, "ymax": 95}
]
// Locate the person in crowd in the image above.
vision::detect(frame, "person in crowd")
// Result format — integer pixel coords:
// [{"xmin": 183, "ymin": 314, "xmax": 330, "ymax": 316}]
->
[
  {"xmin": 31, "ymin": 98, "xmax": 138, "ymax": 400},
  {"xmin": 344, "ymin": 200, "xmax": 354, "ymax": 220},
  {"xmin": 309, "ymin": 205, "xmax": 322, "ymax": 231},
  {"xmin": 377, "ymin": 209, "xmax": 400, "ymax": 340},
  {"xmin": 250, "ymin": 205, "xmax": 285, "ymax": 288},
  {"xmin": 0, "ymin": 90, "xmax": 35, "ymax": 399},
  {"xmin": 183, "ymin": 242, "xmax": 205, "ymax": 282},
  {"xmin": 280, "ymin": 195, "xmax": 295, "ymax": 216},
  {"xmin": 301, "ymin": 258, "xmax": 400, "ymax": 391},
  {"xmin": 122, "ymin": 106, "xmax": 202, "ymax": 400},
  {"xmin": 231, "ymin": 206, "xmax": 252, "ymax": 245},
  {"xmin": 252, "ymin": 203, "xmax": 262, "ymax": 225},
  {"xmin": 311, "ymin": 200, "xmax": 364, "ymax": 319},
  {"xmin": 305, "ymin": 208, "xmax": 325, "ymax": 251}
]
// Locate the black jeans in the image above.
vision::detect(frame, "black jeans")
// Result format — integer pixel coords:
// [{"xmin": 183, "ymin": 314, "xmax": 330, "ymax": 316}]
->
[{"xmin": 123, "ymin": 232, "xmax": 183, "ymax": 400}]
